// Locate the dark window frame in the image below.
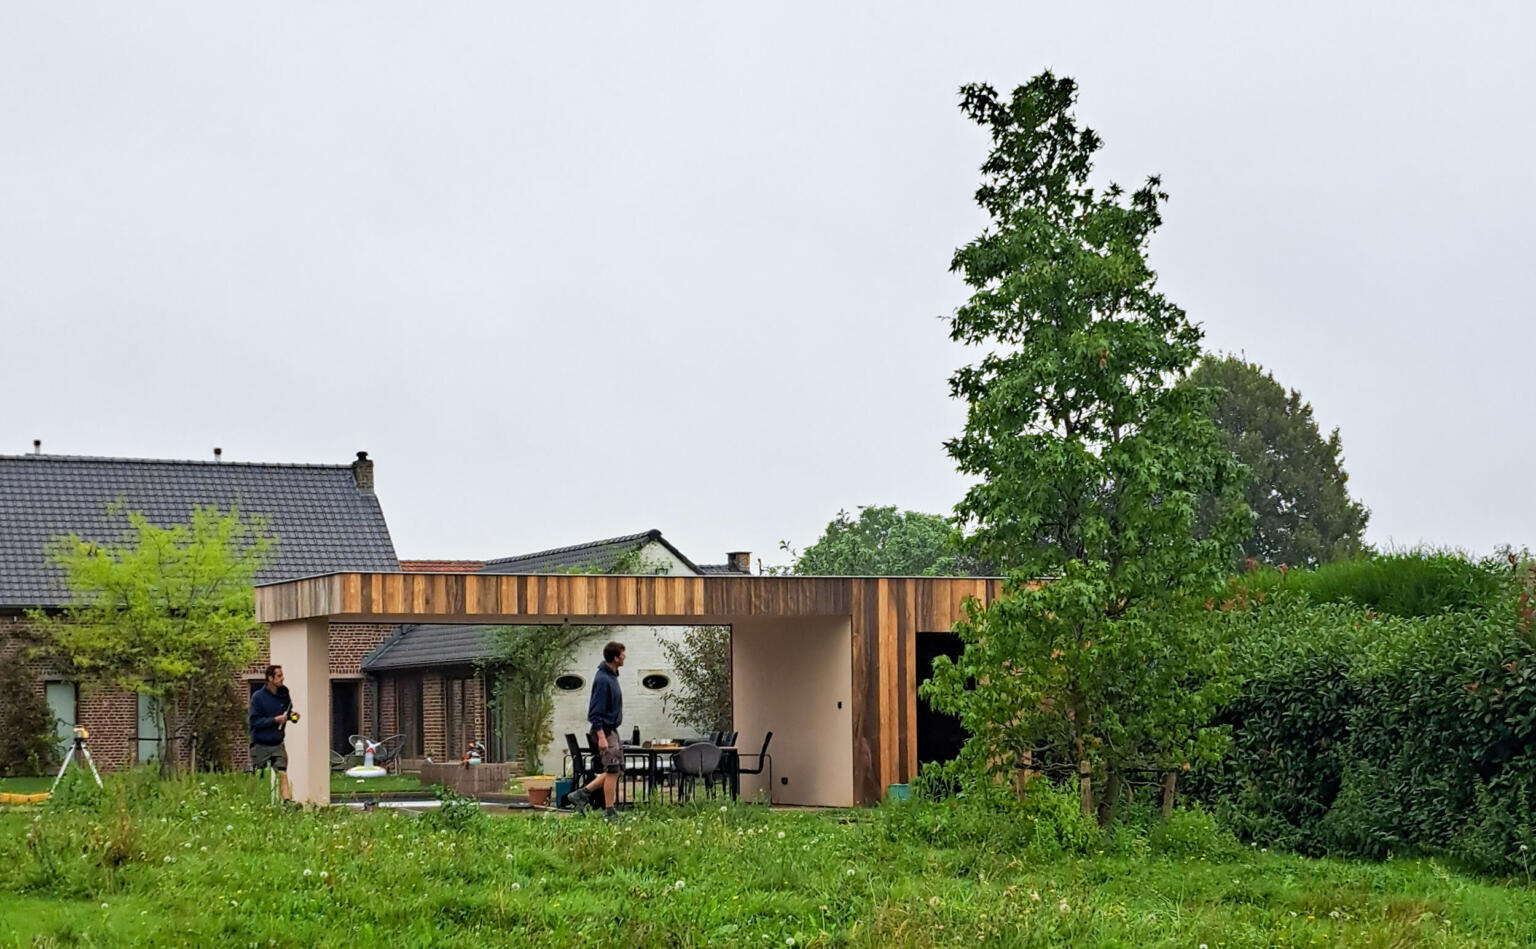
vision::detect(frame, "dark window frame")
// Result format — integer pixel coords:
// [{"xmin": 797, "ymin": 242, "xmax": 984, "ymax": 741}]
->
[{"xmin": 395, "ymin": 677, "xmax": 424, "ymax": 757}]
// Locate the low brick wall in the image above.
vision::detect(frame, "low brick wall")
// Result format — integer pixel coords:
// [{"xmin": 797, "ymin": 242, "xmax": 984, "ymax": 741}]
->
[{"xmin": 419, "ymin": 761, "xmax": 515, "ymax": 796}]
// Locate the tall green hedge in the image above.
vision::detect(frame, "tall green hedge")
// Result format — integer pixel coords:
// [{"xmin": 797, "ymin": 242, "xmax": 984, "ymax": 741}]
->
[
  {"xmin": 1194, "ymin": 560, "xmax": 1536, "ymax": 874},
  {"xmin": 1240, "ymin": 551, "xmax": 1510, "ymax": 618}
]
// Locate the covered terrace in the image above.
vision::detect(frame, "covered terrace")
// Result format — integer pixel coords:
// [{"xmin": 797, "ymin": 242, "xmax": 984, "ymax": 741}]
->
[{"xmin": 255, "ymin": 572, "xmax": 1000, "ymax": 807}]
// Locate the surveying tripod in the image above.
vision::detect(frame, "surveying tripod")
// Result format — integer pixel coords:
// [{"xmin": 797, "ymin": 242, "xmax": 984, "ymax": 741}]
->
[{"xmin": 51, "ymin": 725, "xmax": 104, "ymax": 793}]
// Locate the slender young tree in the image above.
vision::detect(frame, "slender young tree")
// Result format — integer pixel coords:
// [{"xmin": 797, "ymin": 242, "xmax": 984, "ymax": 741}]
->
[
  {"xmin": 33, "ymin": 505, "xmax": 272, "ymax": 774},
  {"xmin": 924, "ymin": 75, "xmax": 1247, "ymax": 820}
]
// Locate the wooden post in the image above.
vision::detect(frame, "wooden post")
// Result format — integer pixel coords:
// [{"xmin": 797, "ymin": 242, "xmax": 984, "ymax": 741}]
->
[
  {"xmin": 1098, "ymin": 767, "xmax": 1122, "ymax": 827},
  {"xmin": 1160, "ymin": 770, "xmax": 1178, "ymax": 819}
]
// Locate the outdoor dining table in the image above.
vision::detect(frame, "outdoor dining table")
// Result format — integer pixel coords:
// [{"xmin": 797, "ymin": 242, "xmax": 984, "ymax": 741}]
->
[{"xmin": 623, "ymin": 743, "xmax": 740, "ymax": 801}]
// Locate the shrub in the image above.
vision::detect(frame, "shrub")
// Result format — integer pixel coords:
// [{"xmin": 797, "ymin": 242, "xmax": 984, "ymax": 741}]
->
[
  {"xmin": 427, "ymin": 785, "xmax": 485, "ymax": 832},
  {"xmin": 1241, "ymin": 550, "xmax": 1509, "ymax": 618},
  {"xmin": 1454, "ymin": 780, "xmax": 1536, "ymax": 878},
  {"xmin": 879, "ymin": 778, "xmax": 1098, "ymax": 858},
  {"xmin": 0, "ymin": 661, "xmax": 59, "ymax": 777},
  {"xmin": 1150, "ymin": 805, "xmax": 1239, "ymax": 858},
  {"xmin": 1192, "ymin": 567, "xmax": 1536, "ymax": 874},
  {"xmin": 1014, "ymin": 779, "xmax": 1100, "ymax": 857}
]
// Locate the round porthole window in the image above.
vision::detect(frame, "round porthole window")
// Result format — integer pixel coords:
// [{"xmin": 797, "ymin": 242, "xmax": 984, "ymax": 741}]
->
[
  {"xmin": 641, "ymin": 674, "xmax": 670, "ymax": 690},
  {"xmin": 554, "ymin": 675, "xmax": 584, "ymax": 692}
]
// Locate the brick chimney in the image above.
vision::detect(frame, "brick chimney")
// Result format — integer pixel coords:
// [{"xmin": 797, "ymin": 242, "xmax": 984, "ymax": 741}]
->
[
  {"xmin": 351, "ymin": 451, "xmax": 374, "ymax": 489},
  {"xmin": 727, "ymin": 551, "xmax": 752, "ymax": 574}
]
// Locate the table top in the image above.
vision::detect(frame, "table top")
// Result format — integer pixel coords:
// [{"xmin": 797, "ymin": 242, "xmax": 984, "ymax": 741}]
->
[{"xmin": 625, "ymin": 743, "xmax": 736, "ymax": 752}]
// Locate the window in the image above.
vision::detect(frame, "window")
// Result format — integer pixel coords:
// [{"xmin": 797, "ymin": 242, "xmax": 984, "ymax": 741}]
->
[
  {"xmin": 444, "ymin": 675, "xmax": 476, "ymax": 759},
  {"xmin": 137, "ymin": 693, "xmax": 162, "ymax": 764},
  {"xmin": 641, "ymin": 674, "xmax": 670, "ymax": 690},
  {"xmin": 396, "ymin": 678, "xmax": 424, "ymax": 757},
  {"xmin": 45, "ymin": 682, "xmax": 77, "ymax": 760},
  {"xmin": 554, "ymin": 675, "xmax": 584, "ymax": 692}
]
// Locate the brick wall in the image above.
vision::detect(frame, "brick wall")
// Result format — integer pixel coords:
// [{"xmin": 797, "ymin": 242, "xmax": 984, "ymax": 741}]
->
[
  {"xmin": 422, "ymin": 675, "xmax": 444, "ymax": 759},
  {"xmin": 9, "ymin": 614, "xmax": 399, "ymax": 775},
  {"xmin": 375, "ymin": 670, "xmax": 491, "ymax": 771}
]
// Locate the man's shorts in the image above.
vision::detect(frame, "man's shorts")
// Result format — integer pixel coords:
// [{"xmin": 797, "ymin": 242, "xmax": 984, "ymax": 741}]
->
[
  {"xmin": 590, "ymin": 728, "xmax": 624, "ymax": 773},
  {"xmin": 251, "ymin": 742, "xmax": 287, "ymax": 772}
]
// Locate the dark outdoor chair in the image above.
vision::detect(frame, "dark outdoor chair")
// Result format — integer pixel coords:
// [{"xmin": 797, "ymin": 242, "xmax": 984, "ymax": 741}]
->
[
  {"xmin": 565, "ymin": 733, "xmax": 591, "ymax": 786},
  {"xmin": 735, "ymin": 731, "xmax": 774, "ymax": 796},
  {"xmin": 670, "ymin": 742, "xmax": 722, "ymax": 802},
  {"xmin": 723, "ymin": 731, "xmax": 739, "ymax": 748}
]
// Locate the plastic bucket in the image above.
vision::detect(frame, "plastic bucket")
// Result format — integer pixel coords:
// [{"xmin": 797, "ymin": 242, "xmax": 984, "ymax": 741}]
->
[
  {"xmin": 886, "ymin": 783, "xmax": 911, "ymax": 802},
  {"xmin": 554, "ymin": 777, "xmax": 574, "ymax": 806}
]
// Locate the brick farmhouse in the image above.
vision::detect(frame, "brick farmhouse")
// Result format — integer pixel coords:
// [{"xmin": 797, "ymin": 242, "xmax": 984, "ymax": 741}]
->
[{"xmin": 0, "ymin": 450, "xmax": 746, "ymax": 775}]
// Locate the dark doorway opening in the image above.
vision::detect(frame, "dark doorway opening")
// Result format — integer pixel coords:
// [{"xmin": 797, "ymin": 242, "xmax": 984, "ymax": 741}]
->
[
  {"xmin": 330, "ymin": 680, "xmax": 360, "ymax": 756},
  {"xmin": 916, "ymin": 632, "xmax": 967, "ymax": 767}
]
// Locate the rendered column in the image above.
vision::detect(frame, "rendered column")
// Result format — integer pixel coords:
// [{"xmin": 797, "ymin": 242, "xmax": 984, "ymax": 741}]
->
[{"xmin": 268, "ymin": 618, "xmax": 330, "ymax": 806}]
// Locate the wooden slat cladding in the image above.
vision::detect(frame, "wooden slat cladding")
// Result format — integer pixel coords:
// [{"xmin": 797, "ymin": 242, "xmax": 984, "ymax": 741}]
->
[
  {"xmin": 256, "ymin": 571, "xmax": 999, "ymax": 805},
  {"xmin": 255, "ymin": 574, "xmax": 924, "ymax": 625}
]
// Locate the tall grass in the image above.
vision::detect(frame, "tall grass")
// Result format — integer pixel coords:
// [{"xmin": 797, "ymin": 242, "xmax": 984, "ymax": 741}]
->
[{"xmin": 1, "ymin": 773, "xmax": 1532, "ymax": 948}]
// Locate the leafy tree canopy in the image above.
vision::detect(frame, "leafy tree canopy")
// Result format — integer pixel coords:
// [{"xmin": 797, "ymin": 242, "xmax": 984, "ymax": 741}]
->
[
  {"xmin": 792, "ymin": 506, "xmax": 978, "ymax": 576},
  {"xmin": 657, "ymin": 626, "xmax": 732, "ymax": 734},
  {"xmin": 924, "ymin": 74, "xmax": 1247, "ymax": 820},
  {"xmin": 1187, "ymin": 355, "xmax": 1369, "ymax": 568},
  {"xmin": 32, "ymin": 504, "xmax": 272, "ymax": 773}
]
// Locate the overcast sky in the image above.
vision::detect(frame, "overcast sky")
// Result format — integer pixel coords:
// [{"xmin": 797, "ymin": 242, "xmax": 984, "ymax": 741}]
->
[{"xmin": 3, "ymin": 3, "xmax": 1532, "ymax": 568}]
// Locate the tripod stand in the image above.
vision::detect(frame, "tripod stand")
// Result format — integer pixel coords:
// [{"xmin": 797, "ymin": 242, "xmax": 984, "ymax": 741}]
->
[{"xmin": 51, "ymin": 729, "xmax": 104, "ymax": 794}]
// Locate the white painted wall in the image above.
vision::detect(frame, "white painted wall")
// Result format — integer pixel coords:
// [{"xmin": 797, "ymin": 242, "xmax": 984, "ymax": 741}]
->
[
  {"xmin": 542, "ymin": 623, "xmax": 700, "ymax": 772},
  {"xmin": 537, "ymin": 540, "xmax": 708, "ymax": 773}
]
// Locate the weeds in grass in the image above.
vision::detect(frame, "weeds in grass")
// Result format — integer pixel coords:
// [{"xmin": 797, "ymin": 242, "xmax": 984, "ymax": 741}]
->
[{"xmin": 1, "ymin": 774, "xmax": 1533, "ymax": 947}]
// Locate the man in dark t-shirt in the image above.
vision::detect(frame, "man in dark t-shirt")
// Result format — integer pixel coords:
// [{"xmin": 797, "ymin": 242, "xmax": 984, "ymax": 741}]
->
[{"xmin": 249, "ymin": 664, "xmax": 294, "ymax": 801}]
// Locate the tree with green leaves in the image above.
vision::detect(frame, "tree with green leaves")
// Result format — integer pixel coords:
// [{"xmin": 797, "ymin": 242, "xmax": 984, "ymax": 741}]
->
[
  {"xmin": 483, "ymin": 623, "xmax": 602, "ymax": 774},
  {"xmin": 0, "ymin": 653, "xmax": 59, "ymax": 777},
  {"xmin": 1186, "ymin": 355, "xmax": 1370, "ymax": 568},
  {"xmin": 657, "ymin": 626, "xmax": 732, "ymax": 733},
  {"xmin": 791, "ymin": 506, "xmax": 978, "ymax": 576},
  {"xmin": 923, "ymin": 74, "xmax": 1247, "ymax": 821},
  {"xmin": 482, "ymin": 545, "xmax": 678, "ymax": 773},
  {"xmin": 32, "ymin": 505, "xmax": 273, "ymax": 774}
]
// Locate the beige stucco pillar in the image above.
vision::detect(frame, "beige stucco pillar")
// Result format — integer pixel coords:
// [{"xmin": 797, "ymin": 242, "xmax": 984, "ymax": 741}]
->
[
  {"xmin": 268, "ymin": 618, "xmax": 330, "ymax": 806},
  {"xmin": 731, "ymin": 616, "xmax": 854, "ymax": 807}
]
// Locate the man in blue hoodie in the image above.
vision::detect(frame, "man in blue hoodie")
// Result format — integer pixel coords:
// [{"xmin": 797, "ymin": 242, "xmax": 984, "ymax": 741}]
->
[
  {"xmin": 568, "ymin": 641, "xmax": 625, "ymax": 819},
  {"xmin": 249, "ymin": 664, "xmax": 295, "ymax": 802}
]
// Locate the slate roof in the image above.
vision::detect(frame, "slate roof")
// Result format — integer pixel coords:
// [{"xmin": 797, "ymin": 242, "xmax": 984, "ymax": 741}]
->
[
  {"xmin": 477, "ymin": 529, "xmax": 701, "ymax": 575},
  {"xmin": 0, "ymin": 454, "xmax": 399, "ymax": 608},
  {"xmin": 363, "ymin": 624, "xmax": 488, "ymax": 672}
]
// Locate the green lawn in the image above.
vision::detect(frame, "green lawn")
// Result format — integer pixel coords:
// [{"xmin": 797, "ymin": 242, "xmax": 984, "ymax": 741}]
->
[
  {"xmin": 6, "ymin": 774, "xmax": 430, "ymax": 797},
  {"xmin": 2, "ymin": 773, "xmax": 1532, "ymax": 948},
  {"xmin": 329, "ymin": 772, "xmax": 428, "ymax": 795},
  {"xmin": 0, "ymin": 776, "xmax": 53, "ymax": 794}
]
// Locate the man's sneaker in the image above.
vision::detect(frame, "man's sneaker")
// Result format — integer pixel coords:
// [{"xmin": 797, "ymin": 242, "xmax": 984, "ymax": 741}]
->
[
  {"xmin": 567, "ymin": 788, "xmax": 590, "ymax": 815},
  {"xmin": 604, "ymin": 808, "xmax": 620, "ymax": 822}
]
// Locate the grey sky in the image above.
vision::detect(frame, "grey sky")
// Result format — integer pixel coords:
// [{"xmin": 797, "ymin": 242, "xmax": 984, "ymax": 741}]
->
[{"xmin": 3, "ymin": 3, "xmax": 1532, "ymax": 567}]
